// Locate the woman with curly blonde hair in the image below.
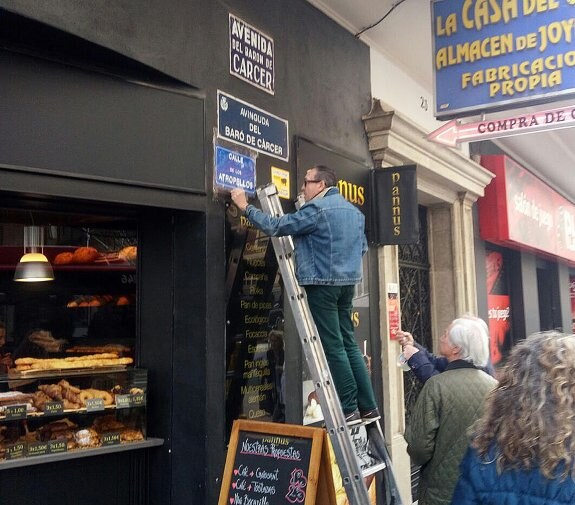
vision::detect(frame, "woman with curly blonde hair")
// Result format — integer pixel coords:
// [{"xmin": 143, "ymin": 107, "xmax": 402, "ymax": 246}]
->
[{"xmin": 451, "ymin": 331, "xmax": 575, "ymax": 504}]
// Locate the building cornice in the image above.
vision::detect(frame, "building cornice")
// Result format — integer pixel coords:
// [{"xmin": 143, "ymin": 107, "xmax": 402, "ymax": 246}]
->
[{"xmin": 363, "ymin": 99, "xmax": 494, "ymax": 203}]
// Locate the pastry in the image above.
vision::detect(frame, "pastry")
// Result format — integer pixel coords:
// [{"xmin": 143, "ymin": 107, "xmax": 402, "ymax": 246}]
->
[
  {"xmin": 74, "ymin": 428, "xmax": 101, "ymax": 448},
  {"xmin": 79, "ymin": 390, "xmax": 94, "ymax": 406},
  {"xmin": 72, "ymin": 246, "xmax": 100, "ymax": 264},
  {"xmin": 120, "ymin": 429, "xmax": 144, "ymax": 442},
  {"xmin": 13, "ymin": 353, "xmax": 133, "ymax": 372},
  {"xmin": 118, "ymin": 245, "xmax": 137, "ymax": 262},
  {"xmin": 53, "ymin": 252, "xmax": 74, "ymax": 265},
  {"xmin": 85, "ymin": 389, "xmax": 114, "ymax": 406}
]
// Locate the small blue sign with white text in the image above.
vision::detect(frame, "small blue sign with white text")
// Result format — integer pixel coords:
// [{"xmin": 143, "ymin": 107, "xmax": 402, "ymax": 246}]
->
[
  {"xmin": 215, "ymin": 146, "xmax": 256, "ymax": 195},
  {"xmin": 217, "ymin": 90, "xmax": 289, "ymax": 162}
]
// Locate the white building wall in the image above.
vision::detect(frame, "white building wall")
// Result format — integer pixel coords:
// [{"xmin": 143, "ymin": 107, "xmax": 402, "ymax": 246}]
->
[
  {"xmin": 370, "ymin": 49, "xmax": 439, "ymax": 133},
  {"xmin": 370, "ymin": 48, "xmax": 471, "ymax": 157},
  {"xmin": 366, "ymin": 46, "xmax": 486, "ymax": 505}
]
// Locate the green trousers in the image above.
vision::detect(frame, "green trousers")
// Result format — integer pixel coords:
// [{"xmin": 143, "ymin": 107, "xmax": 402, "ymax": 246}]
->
[{"xmin": 305, "ymin": 284, "xmax": 378, "ymax": 415}]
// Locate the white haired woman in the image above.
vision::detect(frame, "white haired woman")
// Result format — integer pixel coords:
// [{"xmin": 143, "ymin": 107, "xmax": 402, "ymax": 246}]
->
[{"xmin": 404, "ymin": 317, "xmax": 498, "ymax": 505}]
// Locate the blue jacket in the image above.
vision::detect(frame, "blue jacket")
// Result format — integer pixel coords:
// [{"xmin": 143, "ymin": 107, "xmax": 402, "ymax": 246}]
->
[
  {"xmin": 452, "ymin": 447, "xmax": 575, "ymax": 505},
  {"xmin": 245, "ymin": 187, "xmax": 367, "ymax": 285},
  {"xmin": 407, "ymin": 343, "xmax": 496, "ymax": 384},
  {"xmin": 407, "ymin": 343, "xmax": 448, "ymax": 383}
]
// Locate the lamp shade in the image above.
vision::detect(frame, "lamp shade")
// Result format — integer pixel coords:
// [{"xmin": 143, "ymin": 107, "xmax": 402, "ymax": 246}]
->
[{"xmin": 14, "ymin": 252, "xmax": 55, "ymax": 282}]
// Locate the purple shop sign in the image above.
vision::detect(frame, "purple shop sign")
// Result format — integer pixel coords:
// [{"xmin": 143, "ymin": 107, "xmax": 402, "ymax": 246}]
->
[{"xmin": 215, "ymin": 146, "xmax": 256, "ymax": 195}]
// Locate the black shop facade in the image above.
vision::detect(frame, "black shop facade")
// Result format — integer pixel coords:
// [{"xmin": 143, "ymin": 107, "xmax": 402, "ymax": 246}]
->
[{"xmin": 0, "ymin": 3, "xmax": 380, "ymax": 505}]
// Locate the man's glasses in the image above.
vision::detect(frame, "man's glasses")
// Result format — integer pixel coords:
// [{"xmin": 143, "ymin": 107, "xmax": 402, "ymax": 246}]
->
[{"xmin": 303, "ymin": 179, "xmax": 321, "ymax": 186}]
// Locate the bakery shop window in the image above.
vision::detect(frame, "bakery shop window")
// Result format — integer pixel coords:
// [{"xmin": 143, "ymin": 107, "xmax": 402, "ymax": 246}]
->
[{"xmin": 0, "ymin": 207, "xmax": 137, "ymax": 373}]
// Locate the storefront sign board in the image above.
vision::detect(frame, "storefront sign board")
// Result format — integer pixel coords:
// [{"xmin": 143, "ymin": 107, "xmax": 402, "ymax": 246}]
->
[
  {"xmin": 370, "ymin": 165, "xmax": 419, "ymax": 245},
  {"xmin": 428, "ymin": 104, "xmax": 575, "ymax": 146},
  {"xmin": 218, "ymin": 90, "xmax": 289, "ymax": 161},
  {"xmin": 479, "ymin": 155, "xmax": 575, "ymax": 263},
  {"xmin": 218, "ymin": 420, "xmax": 336, "ymax": 505},
  {"xmin": 432, "ymin": 0, "xmax": 575, "ymax": 118},
  {"xmin": 215, "ymin": 146, "xmax": 257, "ymax": 195},
  {"xmin": 229, "ymin": 14, "xmax": 275, "ymax": 95}
]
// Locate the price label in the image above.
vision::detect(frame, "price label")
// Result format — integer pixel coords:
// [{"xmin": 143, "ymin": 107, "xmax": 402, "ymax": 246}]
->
[
  {"xmin": 131, "ymin": 393, "xmax": 146, "ymax": 407},
  {"xmin": 121, "ymin": 273, "xmax": 136, "ymax": 284},
  {"xmin": 48, "ymin": 439, "xmax": 67, "ymax": 454},
  {"xmin": 5, "ymin": 404, "xmax": 27, "ymax": 420},
  {"xmin": 5, "ymin": 442, "xmax": 26, "ymax": 460},
  {"xmin": 27, "ymin": 441, "xmax": 49, "ymax": 457},
  {"xmin": 44, "ymin": 401, "xmax": 64, "ymax": 416},
  {"xmin": 115, "ymin": 394, "xmax": 132, "ymax": 409},
  {"xmin": 102, "ymin": 432, "xmax": 121, "ymax": 447},
  {"xmin": 86, "ymin": 397, "xmax": 105, "ymax": 412}
]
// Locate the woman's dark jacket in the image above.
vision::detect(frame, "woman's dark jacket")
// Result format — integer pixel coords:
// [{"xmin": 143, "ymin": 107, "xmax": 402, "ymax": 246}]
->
[{"xmin": 452, "ymin": 446, "xmax": 575, "ymax": 505}]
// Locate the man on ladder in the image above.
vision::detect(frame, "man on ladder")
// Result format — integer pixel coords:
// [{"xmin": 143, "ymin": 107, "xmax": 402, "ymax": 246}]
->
[{"xmin": 231, "ymin": 164, "xmax": 380, "ymax": 426}]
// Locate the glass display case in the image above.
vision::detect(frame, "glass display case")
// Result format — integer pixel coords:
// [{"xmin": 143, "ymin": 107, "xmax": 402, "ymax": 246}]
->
[
  {"xmin": 0, "ymin": 207, "xmax": 137, "ymax": 375},
  {"xmin": 0, "ymin": 367, "xmax": 158, "ymax": 467},
  {"xmin": 0, "ymin": 206, "xmax": 163, "ymax": 469}
]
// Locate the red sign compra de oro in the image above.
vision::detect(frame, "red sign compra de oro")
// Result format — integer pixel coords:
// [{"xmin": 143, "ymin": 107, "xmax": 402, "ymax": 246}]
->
[{"xmin": 478, "ymin": 155, "xmax": 575, "ymax": 265}]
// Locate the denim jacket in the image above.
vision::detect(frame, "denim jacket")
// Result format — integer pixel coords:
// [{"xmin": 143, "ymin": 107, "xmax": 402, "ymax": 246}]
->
[{"xmin": 245, "ymin": 187, "xmax": 367, "ymax": 285}]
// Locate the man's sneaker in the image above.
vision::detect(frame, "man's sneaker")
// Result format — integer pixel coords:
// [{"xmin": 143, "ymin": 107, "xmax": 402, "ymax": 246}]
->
[
  {"xmin": 360, "ymin": 408, "xmax": 381, "ymax": 424},
  {"xmin": 345, "ymin": 409, "xmax": 362, "ymax": 426}
]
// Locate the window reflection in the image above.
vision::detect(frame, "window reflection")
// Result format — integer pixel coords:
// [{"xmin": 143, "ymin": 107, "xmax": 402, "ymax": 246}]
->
[{"xmin": 0, "ymin": 208, "xmax": 137, "ymax": 376}]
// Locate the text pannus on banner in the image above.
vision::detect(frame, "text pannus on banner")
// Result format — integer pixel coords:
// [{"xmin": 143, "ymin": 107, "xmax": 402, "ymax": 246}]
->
[
  {"xmin": 371, "ymin": 165, "xmax": 419, "ymax": 245},
  {"xmin": 390, "ymin": 172, "xmax": 402, "ymax": 237},
  {"xmin": 338, "ymin": 179, "xmax": 365, "ymax": 206}
]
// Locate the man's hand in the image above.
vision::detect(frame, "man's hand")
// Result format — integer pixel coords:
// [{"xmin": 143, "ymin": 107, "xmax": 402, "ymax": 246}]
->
[
  {"xmin": 402, "ymin": 344, "xmax": 419, "ymax": 360},
  {"xmin": 230, "ymin": 189, "xmax": 249, "ymax": 212},
  {"xmin": 397, "ymin": 330, "xmax": 415, "ymax": 348}
]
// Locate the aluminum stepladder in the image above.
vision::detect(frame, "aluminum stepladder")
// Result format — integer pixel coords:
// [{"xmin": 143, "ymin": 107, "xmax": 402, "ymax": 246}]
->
[{"xmin": 256, "ymin": 184, "xmax": 402, "ymax": 505}]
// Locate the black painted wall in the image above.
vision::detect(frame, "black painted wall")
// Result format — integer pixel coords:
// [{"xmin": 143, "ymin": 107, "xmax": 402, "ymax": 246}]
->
[{"xmin": 0, "ymin": 0, "xmax": 372, "ymax": 165}]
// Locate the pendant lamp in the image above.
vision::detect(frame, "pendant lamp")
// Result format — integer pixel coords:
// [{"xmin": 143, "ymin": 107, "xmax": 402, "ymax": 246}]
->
[{"xmin": 13, "ymin": 225, "xmax": 55, "ymax": 282}]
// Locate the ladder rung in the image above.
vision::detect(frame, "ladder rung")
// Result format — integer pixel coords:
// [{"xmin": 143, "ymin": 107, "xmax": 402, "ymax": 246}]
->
[{"xmin": 362, "ymin": 461, "xmax": 387, "ymax": 478}]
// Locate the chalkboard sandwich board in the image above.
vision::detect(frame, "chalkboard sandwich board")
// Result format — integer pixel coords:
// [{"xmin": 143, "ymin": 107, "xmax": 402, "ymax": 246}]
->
[{"xmin": 218, "ymin": 420, "xmax": 336, "ymax": 505}]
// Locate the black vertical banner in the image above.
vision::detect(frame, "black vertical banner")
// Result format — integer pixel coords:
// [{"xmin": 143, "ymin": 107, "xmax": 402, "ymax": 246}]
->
[{"xmin": 370, "ymin": 165, "xmax": 419, "ymax": 245}]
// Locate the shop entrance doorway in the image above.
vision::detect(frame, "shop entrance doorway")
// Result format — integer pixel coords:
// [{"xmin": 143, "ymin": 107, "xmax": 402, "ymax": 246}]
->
[
  {"xmin": 537, "ymin": 260, "xmax": 562, "ymax": 331},
  {"xmin": 399, "ymin": 205, "xmax": 431, "ymax": 501}
]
